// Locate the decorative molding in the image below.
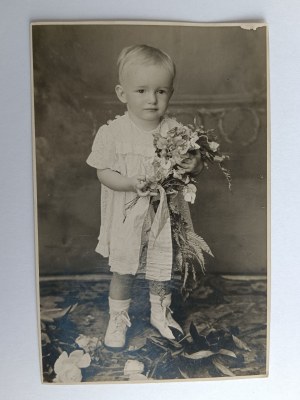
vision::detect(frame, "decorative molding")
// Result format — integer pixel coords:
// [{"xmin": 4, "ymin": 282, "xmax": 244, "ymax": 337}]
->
[
  {"xmin": 84, "ymin": 92, "xmax": 266, "ymax": 106},
  {"xmin": 84, "ymin": 93, "xmax": 266, "ymax": 147},
  {"xmin": 168, "ymin": 107, "xmax": 263, "ymax": 146}
]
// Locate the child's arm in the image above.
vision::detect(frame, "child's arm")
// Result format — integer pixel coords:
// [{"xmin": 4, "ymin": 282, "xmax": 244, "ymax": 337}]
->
[
  {"xmin": 97, "ymin": 169, "xmax": 150, "ymax": 197},
  {"xmin": 177, "ymin": 150, "xmax": 204, "ymax": 176}
]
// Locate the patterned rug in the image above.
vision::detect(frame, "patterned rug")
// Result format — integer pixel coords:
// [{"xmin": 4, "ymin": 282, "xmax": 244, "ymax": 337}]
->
[{"xmin": 40, "ymin": 274, "xmax": 267, "ymax": 382}]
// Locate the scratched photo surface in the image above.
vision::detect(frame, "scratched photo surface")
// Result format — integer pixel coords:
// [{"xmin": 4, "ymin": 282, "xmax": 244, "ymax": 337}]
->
[{"xmin": 32, "ymin": 22, "xmax": 268, "ymax": 383}]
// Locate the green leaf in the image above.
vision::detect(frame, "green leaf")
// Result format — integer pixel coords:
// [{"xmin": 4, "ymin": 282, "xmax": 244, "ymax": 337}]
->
[
  {"xmin": 212, "ymin": 358, "xmax": 235, "ymax": 377},
  {"xmin": 178, "ymin": 368, "xmax": 190, "ymax": 379},
  {"xmin": 40, "ymin": 303, "xmax": 78, "ymax": 322},
  {"xmin": 232, "ymin": 335, "xmax": 251, "ymax": 351},
  {"xmin": 182, "ymin": 350, "xmax": 214, "ymax": 360},
  {"xmin": 218, "ymin": 349, "xmax": 237, "ymax": 358}
]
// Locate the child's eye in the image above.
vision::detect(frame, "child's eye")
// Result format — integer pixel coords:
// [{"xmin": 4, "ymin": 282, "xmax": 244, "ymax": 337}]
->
[
  {"xmin": 137, "ymin": 89, "xmax": 145, "ymax": 93},
  {"xmin": 157, "ymin": 90, "xmax": 166, "ymax": 94}
]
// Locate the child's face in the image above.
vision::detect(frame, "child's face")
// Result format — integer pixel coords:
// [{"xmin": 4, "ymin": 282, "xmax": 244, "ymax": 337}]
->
[{"xmin": 116, "ymin": 63, "xmax": 174, "ymax": 130}]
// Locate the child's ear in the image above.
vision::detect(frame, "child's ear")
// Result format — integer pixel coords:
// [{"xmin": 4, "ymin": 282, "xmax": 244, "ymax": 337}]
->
[{"xmin": 115, "ymin": 85, "xmax": 127, "ymax": 104}]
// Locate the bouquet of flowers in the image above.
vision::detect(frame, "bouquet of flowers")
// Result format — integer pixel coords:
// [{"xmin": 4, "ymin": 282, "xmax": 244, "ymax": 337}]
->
[
  {"xmin": 143, "ymin": 119, "xmax": 231, "ymax": 298},
  {"xmin": 144, "ymin": 119, "xmax": 231, "ymax": 203}
]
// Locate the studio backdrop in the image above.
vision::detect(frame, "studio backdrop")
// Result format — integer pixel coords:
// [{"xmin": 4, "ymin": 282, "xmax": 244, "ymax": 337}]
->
[{"xmin": 32, "ymin": 23, "xmax": 267, "ymax": 276}]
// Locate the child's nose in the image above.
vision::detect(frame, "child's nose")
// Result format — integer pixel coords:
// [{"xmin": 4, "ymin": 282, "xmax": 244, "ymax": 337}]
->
[{"xmin": 147, "ymin": 91, "xmax": 157, "ymax": 104}]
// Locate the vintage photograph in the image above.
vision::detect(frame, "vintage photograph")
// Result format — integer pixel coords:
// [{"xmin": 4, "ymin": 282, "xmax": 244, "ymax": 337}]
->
[{"xmin": 31, "ymin": 21, "xmax": 268, "ymax": 383}]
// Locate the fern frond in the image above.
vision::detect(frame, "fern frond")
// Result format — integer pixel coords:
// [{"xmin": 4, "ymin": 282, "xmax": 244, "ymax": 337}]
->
[
  {"xmin": 187, "ymin": 231, "xmax": 214, "ymax": 257},
  {"xmin": 182, "ymin": 262, "xmax": 189, "ymax": 290},
  {"xmin": 188, "ymin": 247, "xmax": 205, "ymax": 274}
]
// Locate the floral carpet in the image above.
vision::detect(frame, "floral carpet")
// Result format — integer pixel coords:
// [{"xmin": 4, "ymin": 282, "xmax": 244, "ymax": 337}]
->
[{"xmin": 40, "ymin": 274, "xmax": 267, "ymax": 383}]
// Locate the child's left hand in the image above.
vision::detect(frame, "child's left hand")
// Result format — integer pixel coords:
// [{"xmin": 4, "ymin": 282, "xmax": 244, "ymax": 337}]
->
[
  {"xmin": 177, "ymin": 150, "xmax": 204, "ymax": 176},
  {"xmin": 134, "ymin": 175, "xmax": 158, "ymax": 197}
]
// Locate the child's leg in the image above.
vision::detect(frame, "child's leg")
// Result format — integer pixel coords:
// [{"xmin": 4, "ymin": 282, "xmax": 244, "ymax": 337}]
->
[
  {"xmin": 109, "ymin": 272, "xmax": 134, "ymax": 300},
  {"xmin": 148, "ymin": 279, "xmax": 171, "ymax": 297},
  {"xmin": 105, "ymin": 272, "xmax": 134, "ymax": 350},
  {"xmin": 149, "ymin": 280, "xmax": 184, "ymax": 340}
]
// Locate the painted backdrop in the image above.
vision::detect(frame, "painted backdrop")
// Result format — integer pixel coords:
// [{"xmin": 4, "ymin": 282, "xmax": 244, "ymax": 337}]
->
[{"xmin": 32, "ymin": 24, "xmax": 267, "ymax": 275}]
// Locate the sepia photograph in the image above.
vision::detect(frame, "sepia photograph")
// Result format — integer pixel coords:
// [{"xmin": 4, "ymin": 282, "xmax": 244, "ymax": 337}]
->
[{"xmin": 31, "ymin": 21, "xmax": 269, "ymax": 383}]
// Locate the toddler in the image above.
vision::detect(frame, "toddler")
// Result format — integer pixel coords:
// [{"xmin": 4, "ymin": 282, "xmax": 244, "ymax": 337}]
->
[{"xmin": 87, "ymin": 44, "xmax": 203, "ymax": 350}]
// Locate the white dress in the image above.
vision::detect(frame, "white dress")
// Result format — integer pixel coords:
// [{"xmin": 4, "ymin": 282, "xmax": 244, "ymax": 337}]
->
[{"xmin": 86, "ymin": 112, "xmax": 193, "ymax": 280}]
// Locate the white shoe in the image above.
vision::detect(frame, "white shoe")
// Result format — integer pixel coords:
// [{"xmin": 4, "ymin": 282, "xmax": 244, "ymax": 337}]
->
[
  {"xmin": 150, "ymin": 293, "xmax": 184, "ymax": 340},
  {"xmin": 104, "ymin": 298, "xmax": 131, "ymax": 350}
]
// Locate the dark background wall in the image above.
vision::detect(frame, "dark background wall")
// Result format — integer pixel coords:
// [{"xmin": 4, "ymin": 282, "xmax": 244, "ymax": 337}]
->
[{"xmin": 32, "ymin": 24, "xmax": 267, "ymax": 276}]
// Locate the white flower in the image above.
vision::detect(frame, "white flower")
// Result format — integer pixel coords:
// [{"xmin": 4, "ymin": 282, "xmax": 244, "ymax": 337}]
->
[
  {"xmin": 184, "ymin": 175, "xmax": 190, "ymax": 184},
  {"xmin": 53, "ymin": 350, "xmax": 91, "ymax": 383},
  {"xmin": 161, "ymin": 159, "xmax": 172, "ymax": 170},
  {"xmin": 213, "ymin": 155, "xmax": 227, "ymax": 162},
  {"xmin": 75, "ymin": 334, "xmax": 101, "ymax": 353},
  {"xmin": 173, "ymin": 167, "xmax": 186, "ymax": 180},
  {"xmin": 190, "ymin": 141, "xmax": 200, "ymax": 150},
  {"xmin": 160, "ymin": 124, "xmax": 170, "ymax": 138},
  {"xmin": 190, "ymin": 133, "xmax": 200, "ymax": 149},
  {"xmin": 209, "ymin": 141, "xmax": 220, "ymax": 152},
  {"xmin": 183, "ymin": 183, "xmax": 197, "ymax": 204},
  {"xmin": 178, "ymin": 143, "xmax": 190, "ymax": 154}
]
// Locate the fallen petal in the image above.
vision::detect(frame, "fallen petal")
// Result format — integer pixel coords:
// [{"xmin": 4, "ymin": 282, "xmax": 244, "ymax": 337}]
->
[
  {"xmin": 124, "ymin": 360, "xmax": 144, "ymax": 375},
  {"xmin": 53, "ymin": 352, "xmax": 69, "ymax": 374},
  {"xmin": 77, "ymin": 353, "xmax": 91, "ymax": 368},
  {"xmin": 68, "ymin": 350, "xmax": 85, "ymax": 365}
]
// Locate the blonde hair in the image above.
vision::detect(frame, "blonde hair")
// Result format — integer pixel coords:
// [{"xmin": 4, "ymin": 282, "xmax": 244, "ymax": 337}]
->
[{"xmin": 117, "ymin": 44, "xmax": 176, "ymax": 85}]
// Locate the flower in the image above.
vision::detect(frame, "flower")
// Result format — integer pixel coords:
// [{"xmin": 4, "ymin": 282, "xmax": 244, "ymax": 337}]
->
[
  {"xmin": 53, "ymin": 350, "xmax": 91, "ymax": 383},
  {"xmin": 75, "ymin": 334, "xmax": 101, "ymax": 353},
  {"xmin": 178, "ymin": 142, "xmax": 190, "ymax": 154},
  {"xmin": 213, "ymin": 155, "xmax": 227, "ymax": 162},
  {"xmin": 209, "ymin": 141, "xmax": 220, "ymax": 152},
  {"xmin": 190, "ymin": 136, "xmax": 200, "ymax": 149},
  {"xmin": 148, "ymin": 120, "xmax": 230, "ymax": 204},
  {"xmin": 160, "ymin": 123, "xmax": 171, "ymax": 138},
  {"xmin": 173, "ymin": 167, "xmax": 186, "ymax": 180},
  {"xmin": 54, "ymin": 362, "xmax": 82, "ymax": 383},
  {"xmin": 183, "ymin": 183, "xmax": 197, "ymax": 204},
  {"xmin": 161, "ymin": 159, "xmax": 172, "ymax": 171}
]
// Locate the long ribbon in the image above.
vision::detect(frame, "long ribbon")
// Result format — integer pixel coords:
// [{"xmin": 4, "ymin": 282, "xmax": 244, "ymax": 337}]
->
[
  {"xmin": 109, "ymin": 186, "xmax": 173, "ymax": 280},
  {"xmin": 109, "ymin": 195, "xmax": 150, "ymax": 274},
  {"xmin": 145, "ymin": 186, "xmax": 173, "ymax": 281}
]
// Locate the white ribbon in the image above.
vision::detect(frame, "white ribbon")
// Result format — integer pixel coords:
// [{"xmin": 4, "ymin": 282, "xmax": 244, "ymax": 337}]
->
[
  {"xmin": 145, "ymin": 186, "xmax": 173, "ymax": 281},
  {"xmin": 109, "ymin": 186, "xmax": 173, "ymax": 280},
  {"xmin": 109, "ymin": 195, "xmax": 150, "ymax": 274}
]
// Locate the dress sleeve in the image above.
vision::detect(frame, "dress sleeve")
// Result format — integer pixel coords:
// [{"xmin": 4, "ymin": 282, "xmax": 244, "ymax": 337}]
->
[{"xmin": 86, "ymin": 124, "xmax": 117, "ymax": 170}]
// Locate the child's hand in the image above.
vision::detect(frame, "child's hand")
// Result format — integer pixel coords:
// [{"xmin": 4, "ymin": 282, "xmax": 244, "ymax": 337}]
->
[
  {"xmin": 177, "ymin": 151, "xmax": 204, "ymax": 176},
  {"xmin": 129, "ymin": 175, "xmax": 154, "ymax": 197}
]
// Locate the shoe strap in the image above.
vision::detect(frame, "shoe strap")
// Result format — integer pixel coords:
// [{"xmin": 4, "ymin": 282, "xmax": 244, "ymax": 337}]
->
[
  {"xmin": 121, "ymin": 311, "xmax": 132, "ymax": 327},
  {"xmin": 166, "ymin": 306, "xmax": 173, "ymax": 315},
  {"xmin": 113, "ymin": 311, "xmax": 132, "ymax": 328}
]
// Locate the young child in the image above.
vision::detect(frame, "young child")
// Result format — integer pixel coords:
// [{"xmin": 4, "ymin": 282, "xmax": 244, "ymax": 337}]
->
[{"xmin": 87, "ymin": 44, "xmax": 203, "ymax": 350}]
